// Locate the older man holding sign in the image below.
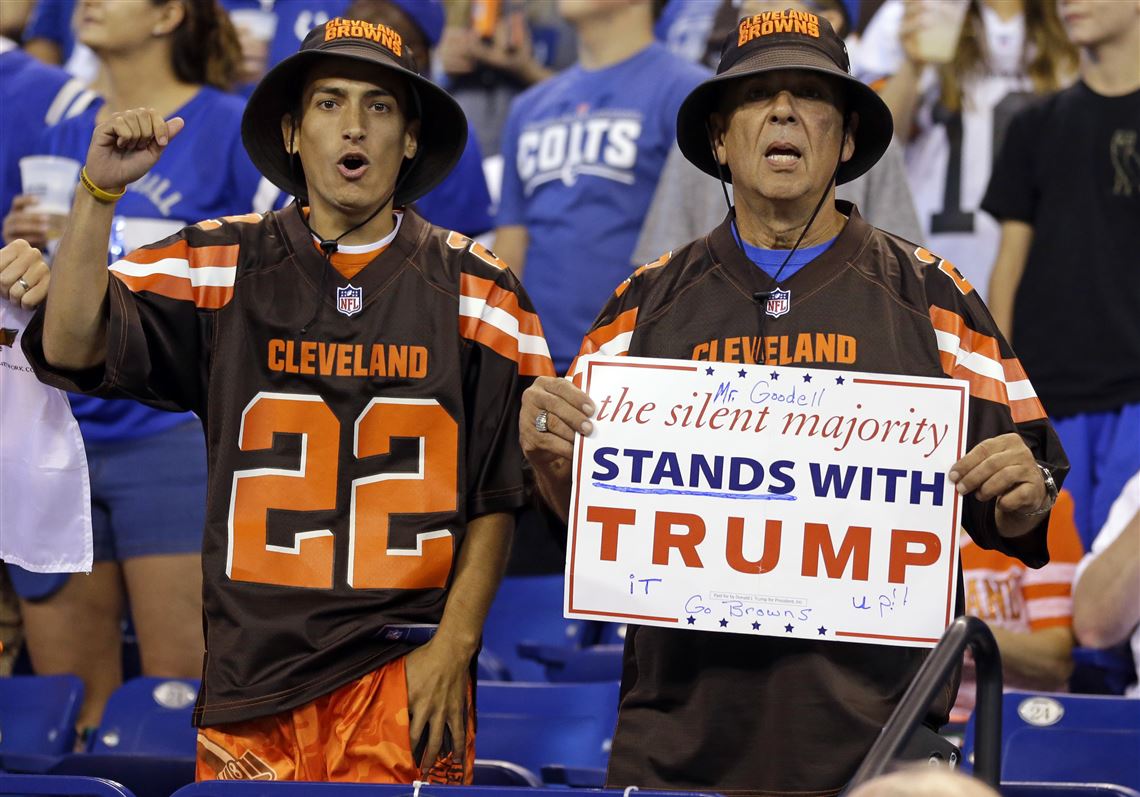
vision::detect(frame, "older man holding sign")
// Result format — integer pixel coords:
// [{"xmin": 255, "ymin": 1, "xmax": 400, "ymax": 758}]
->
[{"xmin": 520, "ymin": 8, "xmax": 1067, "ymax": 796}]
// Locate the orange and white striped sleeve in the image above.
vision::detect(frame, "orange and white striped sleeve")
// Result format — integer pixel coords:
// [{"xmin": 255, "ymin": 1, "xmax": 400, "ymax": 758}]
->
[
  {"xmin": 456, "ymin": 245, "xmax": 554, "ymax": 379},
  {"xmin": 109, "ymin": 238, "xmax": 238, "ymax": 310}
]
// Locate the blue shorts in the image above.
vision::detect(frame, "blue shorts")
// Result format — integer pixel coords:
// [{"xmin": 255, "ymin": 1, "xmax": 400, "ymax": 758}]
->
[
  {"xmin": 8, "ymin": 419, "xmax": 206, "ymax": 600},
  {"xmin": 1053, "ymin": 403, "xmax": 1140, "ymax": 551}
]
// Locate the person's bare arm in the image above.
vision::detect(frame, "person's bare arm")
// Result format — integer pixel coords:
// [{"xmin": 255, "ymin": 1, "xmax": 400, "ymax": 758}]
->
[
  {"xmin": 404, "ymin": 511, "xmax": 513, "ymax": 768},
  {"xmin": 1073, "ymin": 509, "xmax": 1140, "ymax": 648},
  {"xmin": 990, "ymin": 625, "xmax": 1075, "ymax": 689},
  {"xmin": 874, "ymin": 9, "xmax": 929, "ymax": 140},
  {"xmin": 987, "ymin": 220, "xmax": 1033, "ymax": 340},
  {"xmin": 42, "ymin": 109, "xmax": 184, "ymax": 371},
  {"xmin": 519, "ymin": 376, "xmax": 595, "ymax": 521},
  {"xmin": 492, "ymin": 225, "xmax": 529, "ymax": 280}
]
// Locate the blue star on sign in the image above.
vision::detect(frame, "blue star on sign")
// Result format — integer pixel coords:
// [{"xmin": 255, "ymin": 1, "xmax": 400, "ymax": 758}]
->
[
  {"xmin": 719, "ymin": 618, "xmax": 728, "ymax": 628},
  {"xmin": 818, "ymin": 626, "xmax": 827, "ymax": 635},
  {"xmin": 738, "ymin": 369, "xmax": 747, "ymax": 378},
  {"xmin": 803, "ymin": 373, "xmax": 812, "ymax": 383},
  {"xmin": 687, "ymin": 616, "xmax": 696, "ymax": 625},
  {"xmin": 751, "ymin": 621, "xmax": 761, "ymax": 630},
  {"xmin": 835, "ymin": 376, "xmax": 845, "ymax": 385},
  {"xmin": 706, "ymin": 367, "xmax": 715, "ymax": 376},
  {"xmin": 770, "ymin": 371, "xmax": 779, "ymax": 380},
  {"xmin": 784, "ymin": 623, "xmax": 794, "ymax": 633}
]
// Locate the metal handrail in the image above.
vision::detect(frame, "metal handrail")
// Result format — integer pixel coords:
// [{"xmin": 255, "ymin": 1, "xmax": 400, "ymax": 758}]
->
[{"xmin": 845, "ymin": 615, "xmax": 1003, "ymax": 790}]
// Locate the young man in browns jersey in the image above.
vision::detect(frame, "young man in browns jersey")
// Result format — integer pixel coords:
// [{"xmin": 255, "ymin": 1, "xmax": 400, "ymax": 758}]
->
[
  {"xmin": 521, "ymin": 10, "xmax": 1067, "ymax": 796},
  {"xmin": 23, "ymin": 16, "xmax": 553, "ymax": 783}
]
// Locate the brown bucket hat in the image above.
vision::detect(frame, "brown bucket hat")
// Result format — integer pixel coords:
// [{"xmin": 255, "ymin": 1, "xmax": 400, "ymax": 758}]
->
[
  {"xmin": 676, "ymin": 9, "xmax": 894, "ymax": 185},
  {"xmin": 241, "ymin": 16, "xmax": 467, "ymax": 205}
]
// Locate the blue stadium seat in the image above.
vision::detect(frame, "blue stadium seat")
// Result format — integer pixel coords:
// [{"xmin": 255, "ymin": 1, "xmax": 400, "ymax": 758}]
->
[
  {"xmin": 0, "ymin": 773, "xmax": 136, "ymax": 796},
  {"xmin": 515, "ymin": 643, "xmax": 623, "ymax": 682},
  {"xmin": 91, "ymin": 677, "xmax": 198, "ymax": 756},
  {"xmin": 474, "ymin": 681, "xmax": 620, "ymax": 777},
  {"xmin": 964, "ymin": 691, "xmax": 1140, "ymax": 790},
  {"xmin": 472, "ymin": 759, "xmax": 542, "ymax": 786},
  {"xmin": 1003, "ymin": 784, "xmax": 1140, "ymax": 797},
  {"xmin": 172, "ymin": 782, "xmax": 722, "ymax": 797},
  {"xmin": 0, "ymin": 675, "xmax": 83, "ymax": 755},
  {"xmin": 482, "ymin": 575, "xmax": 589, "ymax": 681}
]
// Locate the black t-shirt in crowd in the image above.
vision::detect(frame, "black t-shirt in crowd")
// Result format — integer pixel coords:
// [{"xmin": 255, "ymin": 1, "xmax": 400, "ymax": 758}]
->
[{"xmin": 982, "ymin": 81, "xmax": 1140, "ymax": 419}]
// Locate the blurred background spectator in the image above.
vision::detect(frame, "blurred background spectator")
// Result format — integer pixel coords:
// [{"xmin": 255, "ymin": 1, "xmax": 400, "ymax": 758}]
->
[
  {"xmin": 439, "ymin": 1, "xmax": 575, "ymax": 159},
  {"xmin": 952, "ymin": 491, "xmax": 1084, "ymax": 726},
  {"xmin": 982, "ymin": 0, "xmax": 1140, "ymax": 555},
  {"xmin": 632, "ymin": 0, "xmax": 922, "ymax": 265},
  {"xmin": 1074, "ymin": 471, "xmax": 1140, "ymax": 696},
  {"xmin": 858, "ymin": 0, "xmax": 1077, "ymax": 299},
  {"xmin": 1, "ymin": 0, "xmax": 263, "ymax": 740}
]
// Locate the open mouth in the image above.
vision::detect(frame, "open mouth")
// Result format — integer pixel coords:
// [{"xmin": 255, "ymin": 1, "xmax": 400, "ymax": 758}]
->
[
  {"xmin": 765, "ymin": 143, "xmax": 802, "ymax": 164},
  {"xmin": 337, "ymin": 153, "xmax": 369, "ymax": 179}
]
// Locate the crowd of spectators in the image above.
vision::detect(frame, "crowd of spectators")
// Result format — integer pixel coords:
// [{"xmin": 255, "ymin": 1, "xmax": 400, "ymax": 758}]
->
[{"xmin": 1, "ymin": 0, "xmax": 1137, "ymax": 751}]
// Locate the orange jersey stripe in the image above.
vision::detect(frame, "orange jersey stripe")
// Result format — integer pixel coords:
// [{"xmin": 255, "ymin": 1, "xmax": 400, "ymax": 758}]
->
[
  {"xmin": 460, "ymin": 273, "xmax": 545, "ymax": 339},
  {"xmin": 567, "ymin": 307, "xmax": 639, "ymax": 382},
  {"xmin": 458, "ymin": 315, "xmax": 553, "ymax": 377},
  {"xmin": 125, "ymin": 242, "xmax": 239, "ymax": 269}
]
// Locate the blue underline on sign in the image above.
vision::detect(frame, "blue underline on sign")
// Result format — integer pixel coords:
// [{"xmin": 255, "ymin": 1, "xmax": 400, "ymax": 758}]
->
[{"xmin": 591, "ymin": 483, "xmax": 798, "ymax": 500}]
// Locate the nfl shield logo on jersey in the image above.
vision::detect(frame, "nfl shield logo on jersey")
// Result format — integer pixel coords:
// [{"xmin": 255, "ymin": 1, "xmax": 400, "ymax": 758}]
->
[
  {"xmin": 765, "ymin": 288, "xmax": 791, "ymax": 318},
  {"xmin": 336, "ymin": 284, "xmax": 363, "ymax": 317}
]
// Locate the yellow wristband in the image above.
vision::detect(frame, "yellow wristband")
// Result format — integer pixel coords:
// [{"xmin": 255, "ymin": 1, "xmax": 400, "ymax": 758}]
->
[{"xmin": 79, "ymin": 167, "xmax": 126, "ymax": 203}]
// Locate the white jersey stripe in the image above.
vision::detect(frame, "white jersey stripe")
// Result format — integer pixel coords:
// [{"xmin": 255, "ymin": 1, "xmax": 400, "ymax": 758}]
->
[
  {"xmin": 1005, "ymin": 379, "xmax": 1039, "ymax": 401},
  {"xmin": 111, "ymin": 258, "xmax": 236, "ymax": 288},
  {"xmin": 933, "ymin": 328, "xmax": 1007, "ymax": 383},
  {"xmin": 44, "ymin": 78, "xmax": 85, "ymax": 126},
  {"xmin": 459, "ymin": 295, "xmax": 552, "ymax": 359},
  {"xmin": 1026, "ymin": 596, "xmax": 1072, "ymax": 621}
]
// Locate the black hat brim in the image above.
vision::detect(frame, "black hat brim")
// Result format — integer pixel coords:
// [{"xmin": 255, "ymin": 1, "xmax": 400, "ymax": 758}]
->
[
  {"xmin": 676, "ymin": 45, "xmax": 894, "ymax": 186},
  {"xmin": 241, "ymin": 44, "xmax": 467, "ymax": 206}
]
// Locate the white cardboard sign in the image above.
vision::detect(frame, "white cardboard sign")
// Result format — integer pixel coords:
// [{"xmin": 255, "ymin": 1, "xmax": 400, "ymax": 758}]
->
[{"xmin": 565, "ymin": 356, "xmax": 968, "ymax": 649}]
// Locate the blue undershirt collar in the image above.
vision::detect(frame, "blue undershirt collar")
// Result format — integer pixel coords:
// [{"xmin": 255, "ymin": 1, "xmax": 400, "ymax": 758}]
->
[{"xmin": 731, "ymin": 221, "xmax": 837, "ymax": 282}]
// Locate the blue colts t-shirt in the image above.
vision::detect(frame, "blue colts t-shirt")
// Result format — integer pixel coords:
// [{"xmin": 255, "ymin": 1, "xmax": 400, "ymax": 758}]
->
[
  {"xmin": 39, "ymin": 86, "xmax": 270, "ymax": 442},
  {"xmin": 497, "ymin": 43, "xmax": 707, "ymax": 373}
]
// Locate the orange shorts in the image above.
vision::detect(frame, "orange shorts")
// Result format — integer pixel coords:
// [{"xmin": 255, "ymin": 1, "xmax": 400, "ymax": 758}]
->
[{"xmin": 195, "ymin": 655, "xmax": 474, "ymax": 783}]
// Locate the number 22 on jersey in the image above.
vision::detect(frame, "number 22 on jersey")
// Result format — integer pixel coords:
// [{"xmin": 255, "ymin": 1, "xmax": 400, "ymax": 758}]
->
[{"xmin": 227, "ymin": 393, "xmax": 458, "ymax": 590}]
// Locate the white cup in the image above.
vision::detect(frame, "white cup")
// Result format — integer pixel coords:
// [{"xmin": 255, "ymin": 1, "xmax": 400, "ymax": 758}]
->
[
  {"xmin": 19, "ymin": 155, "xmax": 81, "ymax": 216},
  {"xmin": 911, "ymin": 0, "xmax": 971, "ymax": 65}
]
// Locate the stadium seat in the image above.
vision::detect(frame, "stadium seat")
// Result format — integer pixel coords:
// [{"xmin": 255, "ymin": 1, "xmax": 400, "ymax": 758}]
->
[
  {"xmin": 1002, "ymin": 785, "xmax": 1140, "ymax": 797},
  {"xmin": 474, "ymin": 681, "xmax": 620, "ymax": 777},
  {"xmin": 91, "ymin": 677, "xmax": 198, "ymax": 756},
  {"xmin": 482, "ymin": 575, "xmax": 589, "ymax": 681},
  {"xmin": 515, "ymin": 643, "xmax": 623, "ymax": 682},
  {"xmin": 964, "ymin": 691, "xmax": 1140, "ymax": 790},
  {"xmin": 0, "ymin": 773, "xmax": 136, "ymax": 796},
  {"xmin": 0, "ymin": 674, "xmax": 83, "ymax": 755},
  {"xmin": 472, "ymin": 759, "xmax": 542, "ymax": 786},
  {"xmin": 172, "ymin": 782, "xmax": 721, "ymax": 797}
]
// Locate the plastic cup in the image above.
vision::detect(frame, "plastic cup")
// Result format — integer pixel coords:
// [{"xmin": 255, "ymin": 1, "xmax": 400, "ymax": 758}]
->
[
  {"xmin": 19, "ymin": 155, "xmax": 81, "ymax": 247},
  {"xmin": 912, "ymin": 0, "xmax": 970, "ymax": 65},
  {"xmin": 19, "ymin": 155, "xmax": 80, "ymax": 216}
]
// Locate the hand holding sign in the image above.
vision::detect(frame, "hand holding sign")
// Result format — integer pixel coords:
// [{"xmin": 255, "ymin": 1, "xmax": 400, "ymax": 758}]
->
[{"xmin": 565, "ymin": 356, "xmax": 968, "ymax": 649}]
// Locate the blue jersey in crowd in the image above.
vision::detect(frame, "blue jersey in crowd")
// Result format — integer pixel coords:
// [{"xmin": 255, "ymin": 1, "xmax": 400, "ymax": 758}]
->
[
  {"xmin": 0, "ymin": 37, "xmax": 96, "ymax": 220},
  {"xmin": 654, "ymin": 0, "xmax": 719, "ymax": 64},
  {"xmin": 497, "ymin": 42, "xmax": 707, "ymax": 372},
  {"xmin": 38, "ymin": 86, "xmax": 271, "ymax": 443},
  {"xmin": 22, "ymin": 0, "xmax": 76, "ymax": 62}
]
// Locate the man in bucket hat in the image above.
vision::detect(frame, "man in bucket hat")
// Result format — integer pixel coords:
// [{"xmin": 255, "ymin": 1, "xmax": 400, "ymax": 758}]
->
[
  {"xmin": 22, "ymin": 15, "xmax": 553, "ymax": 783},
  {"xmin": 519, "ymin": 9, "xmax": 1066, "ymax": 794}
]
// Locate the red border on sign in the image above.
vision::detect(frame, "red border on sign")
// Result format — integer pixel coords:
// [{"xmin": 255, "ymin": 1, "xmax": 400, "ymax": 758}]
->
[{"xmin": 567, "ymin": 359, "xmax": 697, "ymax": 622}]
